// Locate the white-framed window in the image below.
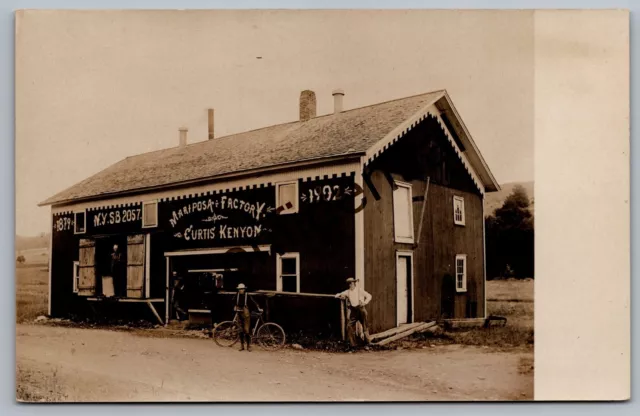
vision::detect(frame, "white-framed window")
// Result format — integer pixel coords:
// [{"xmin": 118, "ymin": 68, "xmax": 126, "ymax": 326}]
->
[
  {"xmin": 455, "ymin": 254, "xmax": 467, "ymax": 292},
  {"xmin": 453, "ymin": 196, "xmax": 465, "ymax": 226},
  {"xmin": 277, "ymin": 252, "xmax": 300, "ymax": 293},
  {"xmin": 72, "ymin": 261, "xmax": 80, "ymax": 293},
  {"xmin": 74, "ymin": 210, "xmax": 86, "ymax": 234},
  {"xmin": 393, "ymin": 180, "xmax": 414, "ymax": 244},
  {"xmin": 276, "ymin": 181, "xmax": 299, "ymax": 215},
  {"xmin": 142, "ymin": 201, "xmax": 158, "ymax": 228}
]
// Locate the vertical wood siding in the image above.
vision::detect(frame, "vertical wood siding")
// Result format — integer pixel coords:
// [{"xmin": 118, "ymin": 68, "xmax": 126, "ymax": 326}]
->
[{"xmin": 363, "ymin": 115, "xmax": 485, "ymax": 333}]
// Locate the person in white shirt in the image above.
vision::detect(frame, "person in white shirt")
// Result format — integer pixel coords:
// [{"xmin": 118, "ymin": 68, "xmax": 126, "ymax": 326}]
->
[{"xmin": 335, "ymin": 277, "xmax": 372, "ymax": 347}]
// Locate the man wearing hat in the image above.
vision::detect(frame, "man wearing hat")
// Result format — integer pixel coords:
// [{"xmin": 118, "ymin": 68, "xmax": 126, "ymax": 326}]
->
[
  {"xmin": 234, "ymin": 283, "xmax": 261, "ymax": 352},
  {"xmin": 335, "ymin": 277, "xmax": 372, "ymax": 347}
]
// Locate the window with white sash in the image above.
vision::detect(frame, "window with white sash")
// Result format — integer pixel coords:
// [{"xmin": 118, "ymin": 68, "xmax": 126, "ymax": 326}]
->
[
  {"xmin": 453, "ymin": 196, "xmax": 465, "ymax": 226},
  {"xmin": 276, "ymin": 181, "xmax": 299, "ymax": 215},
  {"xmin": 393, "ymin": 181, "xmax": 414, "ymax": 244},
  {"xmin": 72, "ymin": 261, "xmax": 80, "ymax": 293},
  {"xmin": 277, "ymin": 252, "xmax": 300, "ymax": 293},
  {"xmin": 455, "ymin": 254, "xmax": 467, "ymax": 292}
]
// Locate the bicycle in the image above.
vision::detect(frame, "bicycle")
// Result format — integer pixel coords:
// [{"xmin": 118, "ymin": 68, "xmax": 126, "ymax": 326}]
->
[{"xmin": 213, "ymin": 309, "xmax": 286, "ymax": 350}]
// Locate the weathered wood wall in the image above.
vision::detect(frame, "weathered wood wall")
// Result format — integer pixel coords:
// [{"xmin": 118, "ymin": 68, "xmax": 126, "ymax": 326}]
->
[{"xmin": 363, "ymin": 114, "xmax": 485, "ymax": 333}]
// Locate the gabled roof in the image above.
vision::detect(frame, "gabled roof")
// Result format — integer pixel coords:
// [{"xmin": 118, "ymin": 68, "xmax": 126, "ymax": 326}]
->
[{"xmin": 40, "ymin": 89, "xmax": 499, "ymax": 206}]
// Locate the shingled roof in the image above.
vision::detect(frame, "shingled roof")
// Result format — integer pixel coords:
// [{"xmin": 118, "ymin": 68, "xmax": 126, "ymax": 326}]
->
[{"xmin": 40, "ymin": 89, "xmax": 498, "ymax": 206}]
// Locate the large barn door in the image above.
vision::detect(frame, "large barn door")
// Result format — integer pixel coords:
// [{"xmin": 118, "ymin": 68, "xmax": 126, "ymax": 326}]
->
[
  {"xmin": 126, "ymin": 234, "xmax": 146, "ymax": 298},
  {"xmin": 78, "ymin": 239, "xmax": 96, "ymax": 296}
]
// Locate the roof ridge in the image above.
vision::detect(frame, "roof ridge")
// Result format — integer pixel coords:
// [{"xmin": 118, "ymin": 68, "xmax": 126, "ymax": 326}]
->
[{"xmin": 116, "ymin": 89, "xmax": 447, "ymax": 159}]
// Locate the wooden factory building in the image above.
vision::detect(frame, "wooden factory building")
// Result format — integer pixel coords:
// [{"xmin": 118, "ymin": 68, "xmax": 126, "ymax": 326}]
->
[{"xmin": 40, "ymin": 89, "xmax": 500, "ymax": 335}]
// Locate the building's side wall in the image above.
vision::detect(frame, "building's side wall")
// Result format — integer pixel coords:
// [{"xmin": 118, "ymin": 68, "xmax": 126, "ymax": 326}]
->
[
  {"xmin": 50, "ymin": 212, "xmax": 81, "ymax": 317},
  {"xmin": 363, "ymin": 114, "xmax": 485, "ymax": 333}
]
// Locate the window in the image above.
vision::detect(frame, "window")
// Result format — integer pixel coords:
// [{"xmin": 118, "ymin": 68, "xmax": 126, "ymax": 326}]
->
[
  {"xmin": 74, "ymin": 210, "xmax": 86, "ymax": 234},
  {"xmin": 277, "ymin": 252, "xmax": 300, "ymax": 293},
  {"xmin": 393, "ymin": 181, "xmax": 414, "ymax": 243},
  {"xmin": 72, "ymin": 261, "xmax": 80, "ymax": 293},
  {"xmin": 142, "ymin": 201, "xmax": 158, "ymax": 228},
  {"xmin": 455, "ymin": 254, "xmax": 467, "ymax": 292},
  {"xmin": 453, "ymin": 196, "xmax": 465, "ymax": 226},
  {"xmin": 276, "ymin": 181, "xmax": 299, "ymax": 215}
]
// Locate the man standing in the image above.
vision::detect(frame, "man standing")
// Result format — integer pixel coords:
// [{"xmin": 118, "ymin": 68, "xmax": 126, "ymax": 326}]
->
[
  {"xmin": 171, "ymin": 271, "xmax": 188, "ymax": 321},
  {"xmin": 110, "ymin": 244, "xmax": 124, "ymax": 297},
  {"xmin": 335, "ymin": 277, "xmax": 373, "ymax": 347},
  {"xmin": 234, "ymin": 283, "xmax": 261, "ymax": 352}
]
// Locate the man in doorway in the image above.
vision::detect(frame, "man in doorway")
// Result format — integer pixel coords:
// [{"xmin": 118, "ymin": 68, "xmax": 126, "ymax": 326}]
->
[
  {"xmin": 171, "ymin": 271, "xmax": 187, "ymax": 321},
  {"xmin": 234, "ymin": 283, "xmax": 261, "ymax": 352},
  {"xmin": 335, "ymin": 277, "xmax": 373, "ymax": 347},
  {"xmin": 110, "ymin": 244, "xmax": 125, "ymax": 297}
]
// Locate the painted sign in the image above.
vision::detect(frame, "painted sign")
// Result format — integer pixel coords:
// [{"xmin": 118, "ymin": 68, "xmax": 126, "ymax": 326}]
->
[
  {"xmin": 92, "ymin": 207, "xmax": 142, "ymax": 227},
  {"xmin": 159, "ymin": 187, "xmax": 276, "ymax": 248},
  {"xmin": 86, "ymin": 204, "xmax": 144, "ymax": 235},
  {"xmin": 52, "ymin": 213, "xmax": 75, "ymax": 234},
  {"xmin": 300, "ymin": 183, "xmax": 354, "ymax": 204}
]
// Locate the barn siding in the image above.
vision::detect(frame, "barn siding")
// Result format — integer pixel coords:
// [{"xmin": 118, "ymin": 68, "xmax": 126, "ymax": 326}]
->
[
  {"xmin": 363, "ymin": 115, "xmax": 486, "ymax": 333},
  {"xmin": 49, "ymin": 174, "xmax": 356, "ymax": 337}
]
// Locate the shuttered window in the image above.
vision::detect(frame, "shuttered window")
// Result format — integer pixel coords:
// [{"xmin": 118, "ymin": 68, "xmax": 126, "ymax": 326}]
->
[
  {"xmin": 126, "ymin": 234, "xmax": 146, "ymax": 298},
  {"xmin": 393, "ymin": 181, "xmax": 414, "ymax": 244},
  {"xmin": 276, "ymin": 181, "xmax": 298, "ymax": 215},
  {"xmin": 142, "ymin": 201, "xmax": 158, "ymax": 228},
  {"xmin": 77, "ymin": 239, "xmax": 96, "ymax": 296}
]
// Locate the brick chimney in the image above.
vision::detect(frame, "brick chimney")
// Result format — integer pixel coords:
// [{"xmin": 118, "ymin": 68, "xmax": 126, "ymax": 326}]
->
[
  {"xmin": 179, "ymin": 127, "xmax": 188, "ymax": 148},
  {"xmin": 299, "ymin": 90, "xmax": 317, "ymax": 121},
  {"xmin": 332, "ymin": 88, "xmax": 344, "ymax": 114},
  {"xmin": 208, "ymin": 109, "xmax": 214, "ymax": 140}
]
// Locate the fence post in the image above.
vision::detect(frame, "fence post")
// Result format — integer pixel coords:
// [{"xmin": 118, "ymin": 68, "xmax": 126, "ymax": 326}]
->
[{"xmin": 340, "ymin": 299, "xmax": 346, "ymax": 341}]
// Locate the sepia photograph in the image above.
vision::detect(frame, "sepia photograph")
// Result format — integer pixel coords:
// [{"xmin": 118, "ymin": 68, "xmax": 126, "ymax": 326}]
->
[{"xmin": 16, "ymin": 9, "xmax": 545, "ymax": 402}]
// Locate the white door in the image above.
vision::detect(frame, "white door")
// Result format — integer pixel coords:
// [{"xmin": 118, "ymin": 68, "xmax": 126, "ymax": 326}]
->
[{"xmin": 396, "ymin": 256, "xmax": 409, "ymax": 325}]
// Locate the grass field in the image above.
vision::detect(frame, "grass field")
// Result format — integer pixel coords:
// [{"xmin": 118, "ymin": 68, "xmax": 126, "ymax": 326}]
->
[
  {"xmin": 442, "ymin": 279, "xmax": 533, "ymax": 349},
  {"xmin": 16, "ymin": 262, "xmax": 534, "ymax": 349},
  {"xmin": 16, "ymin": 266, "xmax": 49, "ymax": 323},
  {"xmin": 16, "ymin": 248, "xmax": 49, "ymax": 267}
]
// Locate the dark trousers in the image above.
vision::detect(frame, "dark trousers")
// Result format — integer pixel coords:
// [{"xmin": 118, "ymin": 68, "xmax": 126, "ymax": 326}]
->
[
  {"xmin": 236, "ymin": 308, "xmax": 251, "ymax": 345},
  {"xmin": 347, "ymin": 305, "xmax": 370, "ymax": 347},
  {"xmin": 113, "ymin": 271, "xmax": 126, "ymax": 297}
]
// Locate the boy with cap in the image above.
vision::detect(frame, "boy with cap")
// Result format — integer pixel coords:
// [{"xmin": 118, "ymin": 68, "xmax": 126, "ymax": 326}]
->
[
  {"xmin": 234, "ymin": 283, "xmax": 261, "ymax": 351},
  {"xmin": 335, "ymin": 277, "xmax": 372, "ymax": 347}
]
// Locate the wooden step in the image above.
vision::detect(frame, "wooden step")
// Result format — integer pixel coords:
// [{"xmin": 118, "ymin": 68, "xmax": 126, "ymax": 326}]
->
[
  {"xmin": 370, "ymin": 322, "xmax": 423, "ymax": 343},
  {"xmin": 373, "ymin": 321, "xmax": 437, "ymax": 346}
]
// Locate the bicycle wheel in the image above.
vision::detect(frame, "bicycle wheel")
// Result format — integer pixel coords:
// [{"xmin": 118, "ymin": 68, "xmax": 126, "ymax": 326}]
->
[
  {"xmin": 213, "ymin": 321, "xmax": 240, "ymax": 347},
  {"xmin": 256, "ymin": 322, "xmax": 286, "ymax": 350}
]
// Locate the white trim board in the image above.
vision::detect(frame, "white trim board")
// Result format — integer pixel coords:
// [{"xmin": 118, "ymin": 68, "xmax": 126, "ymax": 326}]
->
[
  {"xmin": 164, "ymin": 245, "xmax": 271, "ymax": 257},
  {"xmin": 395, "ymin": 250, "xmax": 415, "ymax": 326},
  {"xmin": 51, "ymin": 161, "xmax": 360, "ymax": 214}
]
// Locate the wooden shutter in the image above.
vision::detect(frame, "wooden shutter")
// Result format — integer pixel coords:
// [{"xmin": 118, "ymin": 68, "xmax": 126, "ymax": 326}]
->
[
  {"xmin": 77, "ymin": 239, "xmax": 96, "ymax": 296},
  {"xmin": 126, "ymin": 234, "xmax": 145, "ymax": 298}
]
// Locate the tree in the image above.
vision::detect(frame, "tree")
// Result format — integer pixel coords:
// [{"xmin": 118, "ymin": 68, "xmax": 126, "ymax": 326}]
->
[
  {"xmin": 485, "ymin": 185, "xmax": 534, "ymax": 279},
  {"xmin": 16, "ymin": 255, "xmax": 26, "ymax": 264}
]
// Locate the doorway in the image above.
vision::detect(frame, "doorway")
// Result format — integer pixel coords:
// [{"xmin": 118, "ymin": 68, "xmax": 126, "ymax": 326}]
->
[{"xmin": 396, "ymin": 251, "xmax": 414, "ymax": 326}]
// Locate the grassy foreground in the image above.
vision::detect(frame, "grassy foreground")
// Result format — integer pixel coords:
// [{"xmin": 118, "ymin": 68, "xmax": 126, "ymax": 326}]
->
[{"xmin": 16, "ymin": 263, "xmax": 534, "ymax": 349}]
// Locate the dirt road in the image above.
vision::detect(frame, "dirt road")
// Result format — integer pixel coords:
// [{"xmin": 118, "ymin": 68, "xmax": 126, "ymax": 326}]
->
[{"xmin": 16, "ymin": 324, "xmax": 533, "ymax": 402}]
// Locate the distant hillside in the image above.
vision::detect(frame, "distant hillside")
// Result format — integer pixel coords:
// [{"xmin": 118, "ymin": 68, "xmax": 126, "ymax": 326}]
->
[
  {"xmin": 16, "ymin": 234, "xmax": 50, "ymax": 251},
  {"xmin": 484, "ymin": 181, "xmax": 534, "ymax": 217}
]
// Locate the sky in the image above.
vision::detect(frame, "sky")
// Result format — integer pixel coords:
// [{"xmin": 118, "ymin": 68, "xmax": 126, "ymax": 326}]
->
[{"xmin": 15, "ymin": 9, "xmax": 534, "ymax": 237}]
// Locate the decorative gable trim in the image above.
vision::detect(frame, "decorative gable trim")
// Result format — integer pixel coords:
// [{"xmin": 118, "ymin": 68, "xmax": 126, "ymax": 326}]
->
[{"xmin": 364, "ymin": 100, "xmax": 484, "ymax": 195}]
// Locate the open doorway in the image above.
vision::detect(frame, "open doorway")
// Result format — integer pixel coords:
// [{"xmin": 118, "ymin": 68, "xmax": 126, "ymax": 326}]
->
[
  {"xmin": 396, "ymin": 251, "xmax": 414, "ymax": 326},
  {"xmin": 95, "ymin": 235, "xmax": 128, "ymax": 297}
]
